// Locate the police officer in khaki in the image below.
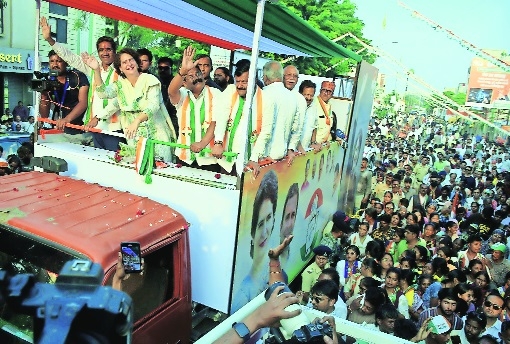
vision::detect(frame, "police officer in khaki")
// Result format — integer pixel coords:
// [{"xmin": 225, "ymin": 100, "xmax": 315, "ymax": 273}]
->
[{"xmin": 300, "ymin": 245, "xmax": 331, "ymax": 304}]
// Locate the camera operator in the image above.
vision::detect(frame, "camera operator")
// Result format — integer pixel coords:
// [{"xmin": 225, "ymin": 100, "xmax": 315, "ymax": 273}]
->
[{"xmin": 38, "ymin": 50, "xmax": 89, "ymax": 134}]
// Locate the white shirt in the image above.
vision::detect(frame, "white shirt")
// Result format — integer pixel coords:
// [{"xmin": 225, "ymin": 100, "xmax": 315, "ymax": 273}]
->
[
  {"xmin": 300, "ymin": 98, "xmax": 319, "ymax": 150},
  {"xmin": 249, "ymin": 82, "xmax": 297, "ymax": 162},
  {"xmin": 52, "ymin": 42, "xmax": 121, "ymax": 131}
]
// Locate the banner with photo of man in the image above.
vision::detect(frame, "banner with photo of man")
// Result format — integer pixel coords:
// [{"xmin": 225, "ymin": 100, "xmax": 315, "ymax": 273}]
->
[{"xmin": 229, "ymin": 144, "xmax": 345, "ymax": 313}]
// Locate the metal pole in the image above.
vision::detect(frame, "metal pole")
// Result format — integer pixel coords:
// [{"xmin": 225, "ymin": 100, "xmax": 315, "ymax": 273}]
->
[{"xmin": 235, "ymin": 0, "xmax": 266, "ymax": 176}]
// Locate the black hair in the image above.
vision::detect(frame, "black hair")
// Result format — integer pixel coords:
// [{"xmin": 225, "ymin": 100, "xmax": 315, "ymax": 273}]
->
[
  {"xmin": 298, "ymin": 79, "xmax": 316, "ymax": 93},
  {"xmin": 393, "ymin": 318, "xmax": 418, "ymax": 340},
  {"xmin": 405, "ymin": 224, "xmax": 421, "ymax": 236},
  {"xmin": 364, "ymin": 287, "xmax": 389, "ymax": 309},
  {"xmin": 136, "ymin": 48, "xmax": 153, "ymax": 62},
  {"xmin": 438, "ymin": 287, "xmax": 457, "ymax": 301},
  {"xmin": 319, "ymin": 268, "xmax": 340, "ymax": 287},
  {"xmin": 345, "ymin": 244, "xmax": 360, "ymax": 257},
  {"xmin": 431, "ymin": 257, "xmax": 449, "ymax": 277},
  {"xmin": 414, "ymin": 245, "xmax": 429, "ymax": 262},
  {"xmin": 195, "ymin": 54, "xmax": 212, "ymax": 66},
  {"xmin": 310, "ymin": 279, "xmax": 339, "ymax": 301},
  {"xmin": 114, "ymin": 48, "xmax": 142, "ymax": 76},
  {"xmin": 365, "ymin": 240, "xmax": 385, "ymax": 262},
  {"xmin": 362, "ymin": 257, "xmax": 382, "ymax": 277},
  {"xmin": 478, "ymin": 334, "xmax": 498, "ymax": 344},
  {"xmin": 360, "ymin": 276, "xmax": 381, "ymax": 289},
  {"xmin": 96, "ymin": 36, "xmax": 117, "ymax": 52},
  {"xmin": 467, "ymin": 234, "xmax": 483, "ymax": 243},
  {"xmin": 157, "ymin": 57, "xmax": 173, "ymax": 68},
  {"xmin": 399, "ymin": 269, "xmax": 415, "ymax": 285},
  {"xmin": 375, "ymin": 303, "xmax": 399, "ymax": 322},
  {"xmin": 400, "ymin": 256, "xmax": 417, "ymax": 270}
]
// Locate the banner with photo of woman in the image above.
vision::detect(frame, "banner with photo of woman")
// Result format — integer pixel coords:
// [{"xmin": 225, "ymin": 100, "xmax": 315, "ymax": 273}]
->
[{"xmin": 229, "ymin": 144, "xmax": 345, "ymax": 313}]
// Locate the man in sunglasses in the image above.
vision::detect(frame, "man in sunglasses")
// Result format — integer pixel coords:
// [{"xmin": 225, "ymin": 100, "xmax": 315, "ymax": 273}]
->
[
  {"xmin": 480, "ymin": 292, "xmax": 504, "ymax": 339},
  {"xmin": 157, "ymin": 57, "xmax": 178, "ymax": 133}
]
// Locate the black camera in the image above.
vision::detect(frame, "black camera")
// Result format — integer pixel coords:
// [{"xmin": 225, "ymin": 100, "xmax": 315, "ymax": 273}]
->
[
  {"xmin": 0, "ymin": 259, "xmax": 133, "ymax": 344},
  {"xmin": 292, "ymin": 322, "xmax": 333, "ymax": 343},
  {"xmin": 264, "ymin": 282, "xmax": 334, "ymax": 344},
  {"xmin": 31, "ymin": 70, "xmax": 61, "ymax": 92}
]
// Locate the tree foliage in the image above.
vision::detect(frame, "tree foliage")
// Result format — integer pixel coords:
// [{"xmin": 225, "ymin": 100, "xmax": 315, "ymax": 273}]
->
[
  {"xmin": 443, "ymin": 90, "xmax": 466, "ymax": 106},
  {"xmin": 80, "ymin": 0, "xmax": 374, "ymax": 76},
  {"xmin": 276, "ymin": 0, "xmax": 376, "ymax": 76}
]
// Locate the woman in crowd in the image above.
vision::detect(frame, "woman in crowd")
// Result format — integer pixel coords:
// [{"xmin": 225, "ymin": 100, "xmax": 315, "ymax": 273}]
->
[
  {"xmin": 349, "ymin": 222, "xmax": 373, "ymax": 258},
  {"xmin": 82, "ymin": 48, "xmax": 175, "ymax": 161},
  {"xmin": 454, "ymin": 282, "xmax": 476, "ymax": 315},
  {"xmin": 383, "ymin": 267, "xmax": 409, "ymax": 318},
  {"xmin": 380, "ymin": 252, "xmax": 394, "ymax": 280},
  {"xmin": 336, "ymin": 245, "xmax": 361, "ymax": 288},
  {"xmin": 343, "ymin": 257, "xmax": 381, "ymax": 299},
  {"xmin": 465, "ymin": 258, "xmax": 484, "ymax": 284}
]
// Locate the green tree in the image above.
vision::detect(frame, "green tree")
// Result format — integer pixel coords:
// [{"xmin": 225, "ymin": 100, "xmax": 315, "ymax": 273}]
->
[
  {"xmin": 277, "ymin": 0, "xmax": 376, "ymax": 76},
  {"xmin": 443, "ymin": 90, "xmax": 466, "ymax": 106}
]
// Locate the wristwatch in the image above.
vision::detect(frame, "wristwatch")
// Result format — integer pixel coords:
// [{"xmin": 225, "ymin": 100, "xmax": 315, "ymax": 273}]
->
[{"xmin": 232, "ymin": 322, "xmax": 250, "ymax": 342}]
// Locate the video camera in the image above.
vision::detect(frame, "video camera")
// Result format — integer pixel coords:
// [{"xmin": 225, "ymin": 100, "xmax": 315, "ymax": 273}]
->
[
  {"xmin": 31, "ymin": 70, "xmax": 61, "ymax": 92},
  {"xmin": 263, "ymin": 282, "xmax": 333, "ymax": 344},
  {"xmin": 0, "ymin": 259, "xmax": 133, "ymax": 344}
]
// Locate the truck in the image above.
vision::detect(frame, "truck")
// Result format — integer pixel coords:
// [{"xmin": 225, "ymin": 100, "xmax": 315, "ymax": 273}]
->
[{"xmin": 0, "ymin": 0, "xmax": 385, "ymax": 343}]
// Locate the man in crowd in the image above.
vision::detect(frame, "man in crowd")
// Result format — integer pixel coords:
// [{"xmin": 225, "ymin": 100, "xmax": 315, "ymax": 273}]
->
[
  {"xmin": 419, "ymin": 288, "xmax": 464, "ymax": 331},
  {"xmin": 245, "ymin": 61, "xmax": 298, "ymax": 177},
  {"xmin": 456, "ymin": 311, "xmax": 487, "ymax": 344},
  {"xmin": 480, "ymin": 292, "xmax": 504, "ymax": 338},
  {"xmin": 12, "ymin": 101, "xmax": 28, "ymax": 121},
  {"xmin": 41, "ymin": 17, "xmax": 123, "ymax": 151},
  {"xmin": 157, "ymin": 56, "xmax": 178, "ymax": 133},
  {"xmin": 355, "ymin": 157, "xmax": 373, "ymax": 211},
  {"xmin": 315, "ymin": 81, "xmax": 335, "ymax": 145},
  {"xmin": 169, "ymin": 46, "xmax": 222, "ymax": 171},
  {"xmin": 485, "ymin": 243, "xmax": 510, "ymax": 287},
  {"xmin": 195, "ymin": 53, "xmax": 220, "ymax": 89},
  {"xmin": 298, "ymin": 79, "xmax": 320, "ymax": 153},
  {"xmin": 137, "ymin": 48, "xmax": 153, "ymax": 73},
  {"xmin": 213, "ymin": 67, "xmax": 232, "ymax": 91},
  {"xmin": 282, "ymin": 65, "xmax": 306, "ymax": 163},
  {"xmin": 211, "ymin": 61, "xmax": 262, "ymax": 174},
  {"xmin": 300, "ymin": 245, "xmax": 331, "ymax": 304},
  {"xmin": 38, "ymin": 50, "xmax": 89, "ymax": 136}
]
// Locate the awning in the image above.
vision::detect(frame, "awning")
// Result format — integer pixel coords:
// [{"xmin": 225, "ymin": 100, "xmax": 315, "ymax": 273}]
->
[{"xmin": 46, "ymin": 0, "xmax": 361, "ymax": 60}]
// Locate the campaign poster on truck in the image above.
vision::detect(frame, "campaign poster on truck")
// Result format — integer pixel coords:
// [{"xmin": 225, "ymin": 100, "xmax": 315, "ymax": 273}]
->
[{"xmin": 230, "ymin": 145, "xmax": 345, "ymax": 313}]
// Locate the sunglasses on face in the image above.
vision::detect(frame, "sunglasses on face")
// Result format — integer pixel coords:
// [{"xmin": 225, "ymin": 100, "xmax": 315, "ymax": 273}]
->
[{"xmin": 484, "ymin": 300, "xmax": 502, "ymax": 310}]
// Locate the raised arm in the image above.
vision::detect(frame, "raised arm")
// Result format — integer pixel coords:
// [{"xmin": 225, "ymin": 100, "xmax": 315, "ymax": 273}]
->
[
  {"xmin": 41, "ymin": 16, "xmax": 91, "ymax": 75},
  {"xmin": 168, "ymin": 46, "xmax": 198, "ymax": 105}
]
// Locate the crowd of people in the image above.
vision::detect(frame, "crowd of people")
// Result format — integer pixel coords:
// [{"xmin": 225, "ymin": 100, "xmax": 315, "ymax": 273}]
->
[
  {"xmin": 0, "ymin": 101, "xmax": 36, "ymax": 133},
  {"xmin": 24, "ymin": 17, "xmax": 345, "ymax": 176},
  {"xmin": 286, "ymin": 111, "xmax": 510, "ymax": 343}
]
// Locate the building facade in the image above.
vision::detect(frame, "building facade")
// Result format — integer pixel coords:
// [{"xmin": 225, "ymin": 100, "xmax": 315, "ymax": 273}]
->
[{"xmin": 0, "ymin": 0, "xmax": 108, "ymax": 115}]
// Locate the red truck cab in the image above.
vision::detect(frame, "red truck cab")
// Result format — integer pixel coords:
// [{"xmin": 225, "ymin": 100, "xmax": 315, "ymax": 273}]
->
[{"xmin": 0, "ymin": 171, "xmax": 191, "ymax": 343}]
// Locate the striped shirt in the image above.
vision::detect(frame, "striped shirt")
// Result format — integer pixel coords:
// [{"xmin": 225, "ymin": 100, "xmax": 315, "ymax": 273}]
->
[{"xmin": 418, "ymin": 306, "xmax": 464, "ymax": 330}]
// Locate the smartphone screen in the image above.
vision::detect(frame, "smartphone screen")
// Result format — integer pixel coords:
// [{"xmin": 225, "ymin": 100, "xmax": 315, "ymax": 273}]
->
[{"xmin": 120, "ymin": 242, "xmax": 142, "ymax": 273}]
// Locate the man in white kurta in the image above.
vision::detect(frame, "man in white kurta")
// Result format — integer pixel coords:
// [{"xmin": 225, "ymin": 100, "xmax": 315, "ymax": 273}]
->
[
  {"xmin": 212, "ymin": 63, "xmax": 262, "ymax": 173},
  {"xmin": 316, "ymin": 81, "xmax": 336, "ymax": 144},
  {"xmin": 41, "ymin": 17, "xmax": 122, "ymax": 151},
  {"xmin": 245, "ymin": 61, "xmax": 298, "ymax": 177},
  {"xmin": 168, "ymin": 46, "xmax": 222, "ymax": 170}
]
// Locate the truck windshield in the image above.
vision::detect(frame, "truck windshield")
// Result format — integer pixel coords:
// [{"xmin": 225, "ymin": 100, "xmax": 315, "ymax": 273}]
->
[{"xmin": 0, "ymin": 225, "xmax": 81, "ymax": 343}]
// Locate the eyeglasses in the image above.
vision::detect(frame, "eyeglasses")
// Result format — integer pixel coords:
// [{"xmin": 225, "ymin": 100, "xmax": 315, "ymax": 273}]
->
[
  {"xmin": 484, "ymin": 300, "xmax": 502, "ymax": 310},
  {"xmin": 312, "ymin": 295, "xmax": 329, "ymax": 303},
  {"xmin": 98, "ymin": 48, "xmax": 113, "ymax": 53},
  {"xmin": 284, "ymin": 73, "xmax": 298, "ymax": 79},
  {"xmin": 158, "ymin": 66, "xmax": 170, "ymax": 71},
  {"xmin": 320, "ymin": 89, "xmax": 333, "ymax": 94}
]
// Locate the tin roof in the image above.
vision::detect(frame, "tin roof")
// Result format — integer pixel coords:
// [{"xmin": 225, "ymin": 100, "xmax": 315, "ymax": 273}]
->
[{"xmin": 0, "ymin": 172, "xmax": 187, "ymax": 270}]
